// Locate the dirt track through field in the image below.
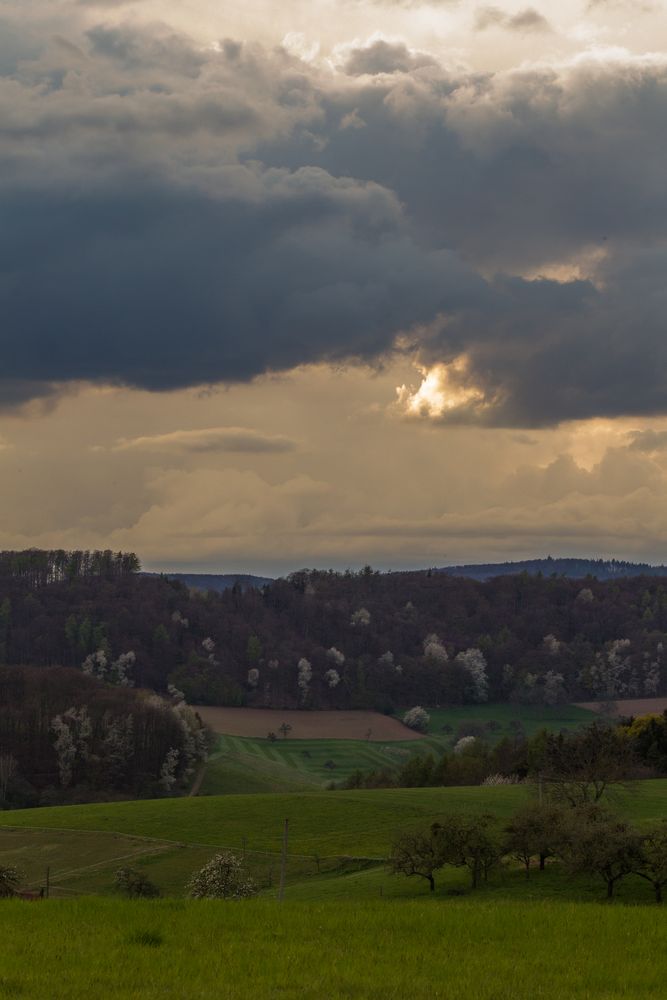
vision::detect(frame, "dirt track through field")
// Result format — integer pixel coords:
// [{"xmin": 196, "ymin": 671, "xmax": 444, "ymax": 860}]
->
[
  {"xmin": 576, "ymin": 697, "xmax": 667, "ymax": 717},
  {"xmin": 193, "ymin": 707, "xmax": 424, "ymax": 741}
]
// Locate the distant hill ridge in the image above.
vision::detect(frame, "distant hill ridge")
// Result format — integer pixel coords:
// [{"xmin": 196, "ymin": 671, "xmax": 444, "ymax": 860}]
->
[
  {"xmin": 142, "ymin": 571, "xmax": 273, "ymax": 592},
  {"xmin": 437, "ymin": 557, "xmax": 667, "ymax": 581},
  {"xmin": 146, "ymin": 559, "xmax": 667, "ymax": 589}
]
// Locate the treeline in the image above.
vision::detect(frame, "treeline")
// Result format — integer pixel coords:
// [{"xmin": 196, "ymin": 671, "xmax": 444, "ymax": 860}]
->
[
  {"xmin": 0, "ymin": 549, "xmax": 140, "ymax": 588},
  {"xmin": 0, "ymin": 666, "xmax": 208, "ymax": 808},
  {"xmin": 3, "ymin": 554, "xmax": 667, "ymax": 708},
  {"xmin": 346, "ymin": 717, "xmax": 666, "ymax": 790}
]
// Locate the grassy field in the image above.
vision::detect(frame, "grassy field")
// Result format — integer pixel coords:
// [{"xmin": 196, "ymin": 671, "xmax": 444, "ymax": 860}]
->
[
  {"xmin": 423, "ymin": 703, "xmax": 599, "ymax": 739},
  {"xmin": 2, "ymin": 781, "xmax": 667, "ymax": 900},
  {"xmin": 200, "ymin": 703, "xmax": 599, "ymax": 794},
  {"xmin": 202, "ymin": 733, "xmax": 424, "ymax": 791},
  {"xmin": 0, "ymin": 897, "xmax": 665, "ymax": 999}
]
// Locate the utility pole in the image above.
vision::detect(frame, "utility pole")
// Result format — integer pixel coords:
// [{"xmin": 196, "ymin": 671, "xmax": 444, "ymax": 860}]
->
[{"xmin": 278, "ymin": 818, "xmax": 289, "ymax": 901}]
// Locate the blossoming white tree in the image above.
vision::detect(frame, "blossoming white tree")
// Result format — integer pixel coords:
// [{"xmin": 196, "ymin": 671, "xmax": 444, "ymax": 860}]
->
[
  {"xmin": 188, "ymin": 852, "xmax": 257, "ymax": 899},
  {"xmin": 297, "ymin": 658, "xmax": 312, "ymax": 703},
  {"xmin": 402, "ymin": 706, "xmax": 430, "ymax": 733},
  {"xmin": 455, "ymin": 648, "xmax": 489, "ymax": 703},
  {"xmin": 423, "ymin": 634, "xmax": 448, "ymax": 664}
]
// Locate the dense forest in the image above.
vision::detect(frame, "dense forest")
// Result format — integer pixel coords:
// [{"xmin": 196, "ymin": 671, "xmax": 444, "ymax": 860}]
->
[{"xmin": 1, "ymin": 551, "xmax": 667, "ymax": 712}]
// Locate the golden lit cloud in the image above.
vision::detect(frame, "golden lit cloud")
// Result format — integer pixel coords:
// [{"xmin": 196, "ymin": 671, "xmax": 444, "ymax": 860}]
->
[{"xmin": 395, "ymin": 359, "xmax": 491, "ymax": 421}]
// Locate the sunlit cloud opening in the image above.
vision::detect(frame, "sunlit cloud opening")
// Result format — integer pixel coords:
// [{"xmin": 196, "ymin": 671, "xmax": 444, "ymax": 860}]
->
[{"xmin": 395, "ymin": 358, "xmax": 489, "ymax": 421}]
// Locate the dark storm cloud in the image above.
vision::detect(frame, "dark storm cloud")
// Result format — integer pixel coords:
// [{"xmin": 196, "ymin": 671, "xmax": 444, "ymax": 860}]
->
[
  {"xmin": 0, "ymin": 170, "xmax": 484, "ymax": 401},
  {"xmin": 413, "ymin": 258, "xmax": 667, "ymax": 427},
  {"xmin": 86, "ymin": 24, "xmax": 207, "ymax": 75},
  {"xmin": 1, "ymin": 13, "xmax": 667, "ymax": 426}
]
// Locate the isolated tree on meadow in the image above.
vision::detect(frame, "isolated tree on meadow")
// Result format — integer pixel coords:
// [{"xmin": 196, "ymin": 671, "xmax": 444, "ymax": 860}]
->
[
  {"xmin": 540, "ymin": 723, "xmax": 633, "ymax": 807},
  {"xmin": 188, "ymin": 852, "xmax": 256, "ymax": 899},
  {"xmin": 432, "ymin": 814, "xmax": 502, "ymax": 889},
  {"xmin": 559, "ymin": 806, "xmax": 641, "ymax": 900},
  {"xmin": 504, "ymin": 803, "xmax": 567, "ymax": 877},
  {"xmin": 635, "ymin": 821, "xmax": 667, "ymax": 903},
  {"xmin": 403, "ymin": 706, "xmax": 430, "ymax": 733},
  {"xmin": 390, "ymin": 829, "xmax": 442, "ymax": 893}
]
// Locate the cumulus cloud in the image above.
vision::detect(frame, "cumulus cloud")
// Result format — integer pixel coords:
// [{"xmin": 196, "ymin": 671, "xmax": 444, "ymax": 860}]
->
[
  {"xmin": 343, "ymin": 39, "xmax": 436, "ymax": 75},
  {"xmin": 113, "ymin": 426, "xmax": 297, "ymax": 453},
  {"xmin": 0, "ymin": 9, "xmax": 666, "ymax": 428},
  {"xmin": 475, "ymin": 6, "xmax": 552, "ymax": 32}
]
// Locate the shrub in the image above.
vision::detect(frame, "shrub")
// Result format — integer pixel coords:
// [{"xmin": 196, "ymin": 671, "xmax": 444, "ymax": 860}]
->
[
  {"xmin": 402, "ymin": 706, "xmax": 430, "ymax": 733},
  {"xmin": 187, "ymin": 852, "xmax": 257, "ymax": 900},
  {"xmin": 0, "ymin": 865, "xmax": 22, "ymax": 898}
]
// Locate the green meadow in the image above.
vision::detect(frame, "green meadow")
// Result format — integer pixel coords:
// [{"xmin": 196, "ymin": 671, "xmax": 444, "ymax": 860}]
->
[
  {"xmin": 423, "ymin": 702, "xmax": 599, "ymax": 738},
  {"xmin": 0, "ymin": 897, "xmax": 665, "ymax": 999},
  {"xmin": 2, "ymin": 781, "xmax": 667, "ymax": 900},
  {"xmin": 1, "ymin": 780, "xmax": 666, "ymax": 998}
]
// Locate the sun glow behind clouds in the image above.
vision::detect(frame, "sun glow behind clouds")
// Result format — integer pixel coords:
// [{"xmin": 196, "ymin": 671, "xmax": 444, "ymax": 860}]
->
[{"xmin": 396, "ymin": 359, "xmax": 488, "ymax": 420}]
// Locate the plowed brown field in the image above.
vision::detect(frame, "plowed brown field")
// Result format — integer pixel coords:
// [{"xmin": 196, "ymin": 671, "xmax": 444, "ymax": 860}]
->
[{"xmin": 193, "ymin": 706, "xmax": 424, "ymax": 741}]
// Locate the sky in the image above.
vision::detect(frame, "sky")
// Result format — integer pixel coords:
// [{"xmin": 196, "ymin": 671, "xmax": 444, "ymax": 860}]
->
[{"xmin": 1, "ymin": 0, "xmax": 667, "ymax": 575}]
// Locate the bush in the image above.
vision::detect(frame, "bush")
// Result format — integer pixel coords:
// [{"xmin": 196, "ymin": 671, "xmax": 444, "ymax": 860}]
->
[
  {"xmin": 0, "ymin": 865, "xmax": 22, "ymax": 898},
  {"xmin": 187, "ymin": 852, "xmax": 257, "ymax": 899},
  {"xmin": 402, "ymin": 706, "xmax": 430, "ymax": 733}
]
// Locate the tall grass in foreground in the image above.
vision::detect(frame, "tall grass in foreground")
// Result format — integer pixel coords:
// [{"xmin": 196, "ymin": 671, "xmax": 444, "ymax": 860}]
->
[{"xmin": 0, "ymin": 897, "xmax": 664, "ymax": 999}]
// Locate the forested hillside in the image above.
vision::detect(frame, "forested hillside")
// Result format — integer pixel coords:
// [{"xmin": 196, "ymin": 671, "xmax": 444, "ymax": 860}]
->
[{"xmin": 1, "ymin": 552, "xmax": 667, "ymax": 712}]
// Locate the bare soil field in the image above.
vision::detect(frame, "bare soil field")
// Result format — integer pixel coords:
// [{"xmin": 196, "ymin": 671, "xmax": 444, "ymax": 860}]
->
[
  {"xmin": 193, "ymin": 706, "xmax": 424, "ymax": 741},
  {"xmin": 576, "ymin": 697, "xmax": 667, "ymax": 717}
]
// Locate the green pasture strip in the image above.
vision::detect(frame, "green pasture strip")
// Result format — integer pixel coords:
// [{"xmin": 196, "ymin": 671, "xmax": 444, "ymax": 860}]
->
[
  {"xmin": 209, "ymin": 733, "xmax": 435, "ymax": 785},
  {"xmin": 3, "ymin": 781, "xmax": 667, "ymax": 861},
  {"xmin": 200, "ymin": 753, "xmax": 321, "ymax": 796},
  {"xmin": 0, "ymin": 897, "xmax": 665, "ymax": 999},
  {"xmin": 421, "ymin": 703, "xmax": 600, "ymax": 741}
]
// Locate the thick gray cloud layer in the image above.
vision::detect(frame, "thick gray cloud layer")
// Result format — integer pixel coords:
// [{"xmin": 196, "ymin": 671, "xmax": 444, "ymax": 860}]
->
[{"xmin": 1, "ymin": 10, "xmax": 666, "ymax": 425}]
